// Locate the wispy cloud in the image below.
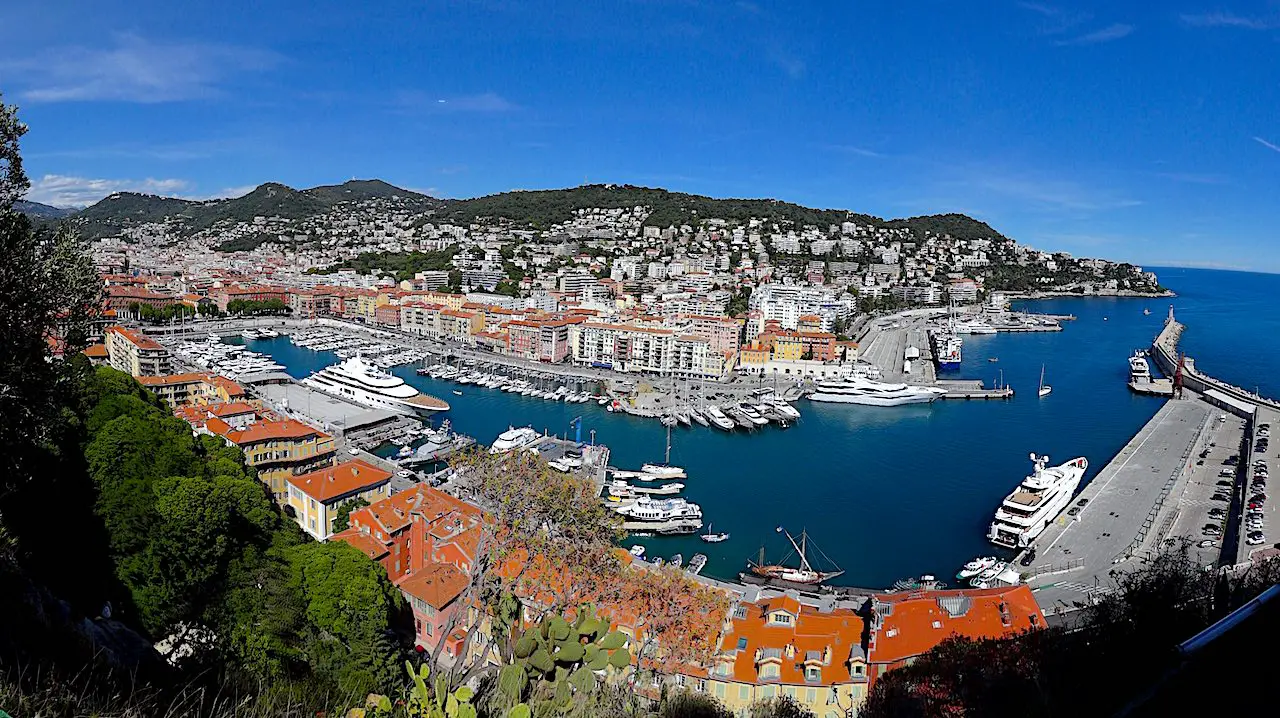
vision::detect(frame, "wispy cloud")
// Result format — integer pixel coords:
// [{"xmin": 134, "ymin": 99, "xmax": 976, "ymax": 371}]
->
[
  {"xmin": 1179, "ymin": 12, "xmax": 1277, "ymax": 30},
  {"xmin": 1153, "ymin": 171, "xmax": 1230, "ymax": 185},
  {"xmin": 1017, "ymin": 2, "xmax": 1059, "ymax": 16},
  {"xmin": 1016, "ymin": 2, "xmax": 1091, "ymax": 35},
  {"xmin": 949, "ymin": 167, "xmax": 1141, "ymax": 214},
  {"xmin": 394, "ymin": 90, "xmax": 518, "ymax": 113},
  {"xmin": 27, "ymin": 174, "xmax": 192, "ymax": 207},
  {"xmin": 27, "ymin": 138, "xmax": 245, "ymax": 162},
  {"xmin": 1255, "ymin": 136, "xmax": 1280, "ymax": 154},
  {"xmin": 1, "ymin": 33, "xmax": 281, "ymax": 103},
  {"xmin": 1056, "ymin": 23, "xmax": 1134, "ymax": 46},
  {"xmin": 825, "ymin": 144, "xmax": 885, "ymax": 159}
]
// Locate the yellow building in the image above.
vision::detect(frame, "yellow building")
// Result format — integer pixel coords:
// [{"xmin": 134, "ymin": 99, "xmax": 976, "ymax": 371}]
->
[
  {"xmin": 286, "ymin": 459, "xmax": 392, "ymax": 540},
  {"xmin": 176, "ymin": 404, "xmax": 337, "ymax": 501},
  {"xmin": 675, "ymin": 593, "xmax": 869, "ymax": 718}
]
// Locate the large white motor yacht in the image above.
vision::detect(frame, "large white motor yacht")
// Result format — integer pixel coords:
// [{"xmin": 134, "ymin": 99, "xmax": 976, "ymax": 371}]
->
[
  {"xmin": 988, "ymin": 453, "xmax": 1089, "ymax": 549},
  {"xmin": 613, "ymin": 496, "xmax": 703, "ymax": 521},
  {"xmin": 302, "ymin": 356, "xmax": 449, "ymax": 417},
  {"xmin": 489, "ymin": 426, "xmax": 542, "ymax": 454},
  {"xmin": 808, "ymin": 376, "xmax": 946, "ymax": 406},
  {"xmin": 1129, "ymin": 351, "xmax": 1152, "ymax": 383}
]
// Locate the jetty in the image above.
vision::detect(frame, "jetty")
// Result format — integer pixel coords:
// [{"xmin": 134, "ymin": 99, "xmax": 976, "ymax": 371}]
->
[{"xmin": 1024, "ymin": 307, "xmax": 1277, "ymax": 613}]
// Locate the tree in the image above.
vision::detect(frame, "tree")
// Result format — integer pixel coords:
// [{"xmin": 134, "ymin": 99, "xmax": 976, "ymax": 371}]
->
[
  {"xmin": 0, "ymin": 94, "xmax": 99, "ymax": 495},
  {"xmin": 331, "ymin": 497, "xmax": 370, "ymax": 533},
  {"xmin": 289, "ymin": 540, "xmax": 405, "ymax": 696}
]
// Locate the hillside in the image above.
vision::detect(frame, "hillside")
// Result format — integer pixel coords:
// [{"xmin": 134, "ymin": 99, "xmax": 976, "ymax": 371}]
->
[
  {"xmin": 68, "ymin": 179, "xmax": 439, "ymax": 239},
  {"xmin": 304, "ymin": 178, "xmax": 441, "ymax": 209},
  {"xmin": 14, "ymin": 200, "xmax": 76, "ymax": 219},
  {"xmin": 69, "ymin": 180, "xmax": 1009, "ymax": 246}
]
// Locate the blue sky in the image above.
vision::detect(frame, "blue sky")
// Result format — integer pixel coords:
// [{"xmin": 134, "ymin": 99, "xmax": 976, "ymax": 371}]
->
[{"xmin": 1, "ymin": 1, "xmax": 1278, "ymax": 271}]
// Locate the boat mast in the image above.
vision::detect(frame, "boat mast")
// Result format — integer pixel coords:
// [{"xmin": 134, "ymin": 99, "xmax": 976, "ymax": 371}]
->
[
  {"xmin": 779, "ymin": 527, "xmax": 814, "ymax": 572},
  {"xmin": 665, "ymin": 424, "xmax": 672, "ymax": 465}
]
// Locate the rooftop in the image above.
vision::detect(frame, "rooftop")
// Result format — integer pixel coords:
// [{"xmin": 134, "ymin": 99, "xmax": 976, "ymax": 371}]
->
[{"xmin": 287, "ymin": 458, "xmax": 391, "ymax": 503}]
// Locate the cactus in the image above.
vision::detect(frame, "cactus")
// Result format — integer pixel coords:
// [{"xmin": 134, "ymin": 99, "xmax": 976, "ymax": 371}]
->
[
  {"xmin": 500, "ymin": 604, "xmax": 634, "ymax": 712},
  {"xmin": 404, "ymin": 660, "xmax": 478, "ymax": 718}
]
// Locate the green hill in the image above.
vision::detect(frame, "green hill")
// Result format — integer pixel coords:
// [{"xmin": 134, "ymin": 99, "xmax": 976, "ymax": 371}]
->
[{"xmin": 305, "ymin": 178, "xmax": 441, "ymax": 209}]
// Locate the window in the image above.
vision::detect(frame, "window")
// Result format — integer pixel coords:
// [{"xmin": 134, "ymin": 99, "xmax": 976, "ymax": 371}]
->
[
  {"xmin": 852, "ymin": 663, "xmax": 865, "ymax": 677},
  {"xmin": 768, "ymin": 611, "xmax": 793, "ymax": 626},
  {"xmin": 805, "ymin": 665, "xmax": 822, "ymax": 683},
  {"xmin": 736, "ymin": 636, "xmax": 748, "ymax": 651},
  {"xmin": 696, "ymin": 679, "xmax": 707, "ymax": 692},
  {"xmin": 738, "ymin": 686, "xmax": 749, "ymax": 701},
  {"xmin": 759, "ymin": 664, "xmax": 780, "ymax": 680},
  {"xmin": 733, "ymin": 604, "xmax": 748, "ymax": 619},
  {"xmin": 806, "ymin": 688, "xmax": 816, "ymax": 703}
]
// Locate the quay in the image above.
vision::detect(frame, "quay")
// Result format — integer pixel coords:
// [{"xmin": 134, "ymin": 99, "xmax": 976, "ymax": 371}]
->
[
  {"xmin": 936, "ymin": 379, "xmax": 1014, "ymax": 400},
  {"xmin": 1024, "ymin": 307, "xmax": 1276, "ymax": 613},
  {"xmin": 622, "ymin": 518, "xmax": 703, "ymax": 534}
]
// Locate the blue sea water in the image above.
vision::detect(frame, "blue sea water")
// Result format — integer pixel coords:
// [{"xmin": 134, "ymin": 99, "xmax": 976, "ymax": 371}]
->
[{"xmin": 235, "ymin": 267, "xmax": 1277, "ymax": 588}]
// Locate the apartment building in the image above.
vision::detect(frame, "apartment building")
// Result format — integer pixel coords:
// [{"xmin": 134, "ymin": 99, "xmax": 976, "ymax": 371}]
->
[
  {"xmin": 285, "ymin": 459, "xmax": 392, "ymax": 541},
  {"xmin": 105, "ymin": 325, "xmax": 172, "ymax": 376}
]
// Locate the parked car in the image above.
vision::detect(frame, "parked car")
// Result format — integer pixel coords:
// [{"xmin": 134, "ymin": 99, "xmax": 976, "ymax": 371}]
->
[
  {"xmin": 1198, "ymin": 539, "xmax": 1218, "ymax": 548},
  {"xmin": 1202, "ymin": 526, "xmax": 1223, "ymax": 537},
  {"xmin": 1067, "ymin": 506, "xmax": 1082, "ymax": 517},
  {"xmin": 1076, "ymin": 497, "xmax": 1089, "ymax": 507},
  {"xmin": 1216, "ymin": 480, "xmax": 1234, "ymax": 487},
  {"xmin": 1208, "ymin": 508, "xmax": 1227, "ymax": 518},
  {"xmin": 1246, "ymin": 535, "xmax": 1267, "ymax": 546}
]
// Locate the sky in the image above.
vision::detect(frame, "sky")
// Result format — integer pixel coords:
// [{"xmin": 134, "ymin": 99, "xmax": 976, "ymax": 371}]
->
[{"xmin": 1, "ymin": 1, "xmax": 1278, "ymax": 271}]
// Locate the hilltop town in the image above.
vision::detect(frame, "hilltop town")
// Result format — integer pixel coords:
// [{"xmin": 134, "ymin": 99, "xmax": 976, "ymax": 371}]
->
[{"xmin": 77, "ymin": 181, "xmax": 1164, "ymax": 379}]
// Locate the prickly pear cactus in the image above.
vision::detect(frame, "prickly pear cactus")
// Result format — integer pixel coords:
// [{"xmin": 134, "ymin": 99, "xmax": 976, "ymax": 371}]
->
[{"xmin": 502, "ymin": 603, "xmax": 634, "ymax": 712}]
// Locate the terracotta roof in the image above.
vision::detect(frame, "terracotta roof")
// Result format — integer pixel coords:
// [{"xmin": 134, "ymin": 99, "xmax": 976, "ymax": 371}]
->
[
  {"xmin": 715, "ymin": 594, "xmax": 867, "ymax": 686},
  {"xmin": 869, "ymin": 585, "xmax": 1045, "ymax": 665},
  {"xmin": 225, "ymin": 418, "xmax": 326, "ymax": 445},
  {"xmin": 83, "ymin": 343, "xmax": 109, "ymax": 358},
  {"xmin": 139, "ymin": 372, "xmax": 208, "ymax": 386},
  {"xmin": 287, "ymin": 459, "xmax": 391, "ymax": 503},
  {"xmin": 332, "ymin": 527, "xmax": 390, "ymax": 560},
  {"xmin": 397, "ymin": 562, "xmax": 469, "ymax": 609},
  {"xmin": 107, "ymin": 325, "xmax": 164, "ymax": 351}
]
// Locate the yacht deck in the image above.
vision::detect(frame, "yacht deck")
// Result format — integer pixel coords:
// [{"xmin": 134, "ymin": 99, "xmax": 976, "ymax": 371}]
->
[{"xmin": 1009, "ymin": 490, "xmax": 1046, "ymax": 507}]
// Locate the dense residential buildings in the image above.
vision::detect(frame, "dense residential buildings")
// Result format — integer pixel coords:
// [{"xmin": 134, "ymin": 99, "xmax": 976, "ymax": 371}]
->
[{"xmin": 136, "ymin": 372, "xmax": 247, "ymax": 407}]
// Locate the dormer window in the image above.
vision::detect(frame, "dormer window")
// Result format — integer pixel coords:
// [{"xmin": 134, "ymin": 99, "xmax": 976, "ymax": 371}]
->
[
  {"xmin": 758, "ymin": 663, "xmax": 780, "ymax": 680},
  {"xmin": 768, "ymin": 611, "xmax": 794, "ymax": 626},
  {"xmin": 804, "ymin": 665, "xmax": 822, "ymax": 683},
  {"xmin": 851, "ymin": 662, "xmax": 865, "ymax": 677}
]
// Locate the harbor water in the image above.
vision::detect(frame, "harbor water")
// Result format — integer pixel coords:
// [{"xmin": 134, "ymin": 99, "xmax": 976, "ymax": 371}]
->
[{"xmin": 234, "ymin": 267, "xmax": 1270, "ymax": 589}]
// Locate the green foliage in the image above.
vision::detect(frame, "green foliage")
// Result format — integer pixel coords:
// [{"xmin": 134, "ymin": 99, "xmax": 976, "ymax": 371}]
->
[
  {"xmin": 402, "ymin": 660, "xmax": 479, "ymax": 718},
  {"xmin": 290, "ymin": 541, "xmax": 404, "ymax": 695},
  {"xmin": 726, "ymin": 286, "xmax": 751, "ymax": 317},
  {"xmin": 227, "ymin": 297, "xmax": 289, "ymax": 315},
  {"xmin": 130, "ymin": 301, "xmax": 195, "ymax": 323},
  {"xmin": 321, "ymin": 246, "xmax": 461, "ymax": 282},
  {"xmin": 493, "ymin": 604, "xmax": 633, "ymax": 716},
  {"xmin": 746, "ymin": 696, "xmax": 816, "ymax": 718},
  {"xmin": 332, "ymin": 496, "xmax": 371, "ymax": 533}
]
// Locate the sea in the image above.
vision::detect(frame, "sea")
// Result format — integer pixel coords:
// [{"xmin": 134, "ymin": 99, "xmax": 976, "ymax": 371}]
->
[{"xmin": 232, "ymin": 267, "xmax": 1277, "ymax": 589}]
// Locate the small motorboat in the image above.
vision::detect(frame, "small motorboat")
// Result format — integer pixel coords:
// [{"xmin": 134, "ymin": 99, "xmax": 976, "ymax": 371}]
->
[
  {"xmin": 396, "ymin": 446, "xmax": 413, "ymax": 458},
  {"xmin": 629, "ymin": 545, "xmax": 646, "ymax": 558},
  {"xmin": 452, "ymin": 390, "xmax": 463, "ymax": 396},
  {"xmin": 1143, "ymin": 308, "xmax": 1152, "ymax": 316},
  {"xmin": 956, "ymin": 556, "xmax": 997, "ymax": 580},
  {"xmin": 668, "ymin": 553, "xmax": 683, "ymax": 569},
  {"xmin": 972, "ymin": 561, "xmax": 1007, "ymax": 585},
  {"xmin": 988, "ymin": 357, "xmax": 999, "ymax": 363}
]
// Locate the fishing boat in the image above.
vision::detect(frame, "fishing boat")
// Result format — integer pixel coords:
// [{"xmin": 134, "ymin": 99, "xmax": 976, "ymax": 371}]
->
[
  {"xmin": 1037, "ymin": 365, "xmax": 1052, "ymax": 397},
  {"xmin": 956, "ymin": 556, "xmax": 997, "ymax": 580},
  {"xmin": 701, "ymin": 522, "xmax": 730, "ymax": 543},
  {"xmin": 747, "ymin": 526, "xmax": 844, "ymax": 585}
]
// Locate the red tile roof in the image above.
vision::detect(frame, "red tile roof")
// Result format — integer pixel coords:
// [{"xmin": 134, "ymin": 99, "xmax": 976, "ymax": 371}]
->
[
  {"xmin": 869, "ymin": 585, "xmax": 1045, "ymax": 666},
  {"xmin": 397, "ymin": 562, "xmax": 469, "ymax": 609},
  {"xmin": 287, "ymin": 459, "xmax": 391, "ymax": 503}
]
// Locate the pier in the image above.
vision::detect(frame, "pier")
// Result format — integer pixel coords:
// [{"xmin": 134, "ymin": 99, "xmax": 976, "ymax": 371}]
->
[{"xmin": 1024, "ymin": 307, "xmax": 1279, "ymax": 613}]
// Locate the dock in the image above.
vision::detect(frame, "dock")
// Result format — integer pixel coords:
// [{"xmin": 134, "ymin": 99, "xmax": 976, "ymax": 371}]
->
[
  {"xmin": 1129, "ymin": 379, "xmax": 1175, "ymax": 397},
  {"xmin": 1024, "ymin": 397, "xmax": 1214, "ymax": 613}
]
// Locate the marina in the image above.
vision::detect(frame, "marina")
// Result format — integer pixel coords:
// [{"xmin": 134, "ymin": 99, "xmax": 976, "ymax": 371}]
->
[{"xmin": 180, "ymin": 272, "xmax": 1278, "ymax": 590}]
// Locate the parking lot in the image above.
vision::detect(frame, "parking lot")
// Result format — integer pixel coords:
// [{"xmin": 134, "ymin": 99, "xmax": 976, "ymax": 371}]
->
[
  {"xmin": 1239, "ymin": 408, "xmax": 1276, "ymax": 561},
  {"xmin": 1166, "ymin": 411, "xmax": 1249, "ymax": 565}
]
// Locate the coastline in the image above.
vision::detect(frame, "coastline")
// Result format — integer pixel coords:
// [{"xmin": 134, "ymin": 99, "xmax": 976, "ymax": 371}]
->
[{"xmin": 1006, "ymin": 288, "xmax": 1176, "ymax": 300}]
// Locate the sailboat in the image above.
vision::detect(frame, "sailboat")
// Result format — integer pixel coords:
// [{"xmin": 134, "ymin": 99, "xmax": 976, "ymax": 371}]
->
[
  {"xmin": 1038, "ymin": 365, "xmax": 1052, "ymax": 397},
  {"xmin": 747, "ymin": 527, "xmax": 844, "ymax": 585},
  {"xmin": 701, "ymin": 522, "xmax": 730, "ymax": 543},
  {"xmin": 642, "ymin": 425, "xmax": 687, "ymax": 478}
]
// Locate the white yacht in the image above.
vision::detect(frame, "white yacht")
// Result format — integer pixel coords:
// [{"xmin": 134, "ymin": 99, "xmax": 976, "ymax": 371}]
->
[
  {"xmin": 302, "ymin": 356, "xmax": 450, "ymax": 417},
  {"xmin": 808, "ymin": 376, "xmax": 946, "ymax": 407},
  {"xmin": 489, "ymin": 426, "xmax": 542, "ymax": 454},
  {"xmin": 988, "ymin": 453, "xmax": 1089, "ymax": 549},
  {"xmin": 704, "ymin": 405, "xmax": 736, "ymax": 431},
  {"xmin": 613, "ymin": 496, "xmax": 703, "ymax": 521},
  {"xmin": 1129, "ymin": 350, "xmax": 1151, "ymax": 383}
]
